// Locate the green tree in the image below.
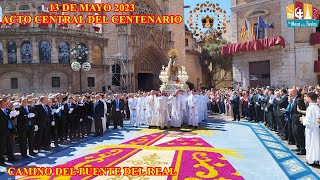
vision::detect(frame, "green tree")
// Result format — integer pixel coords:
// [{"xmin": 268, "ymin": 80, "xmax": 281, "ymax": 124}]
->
[{"xmin": 199, "ymin": 39, "xmax": 232, "ymax": 88}]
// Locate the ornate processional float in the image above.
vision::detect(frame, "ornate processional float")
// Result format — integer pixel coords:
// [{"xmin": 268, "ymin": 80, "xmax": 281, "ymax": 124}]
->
[{"xmin": 159, "ymin": 49, "xmax": 189, "ymax": 93}]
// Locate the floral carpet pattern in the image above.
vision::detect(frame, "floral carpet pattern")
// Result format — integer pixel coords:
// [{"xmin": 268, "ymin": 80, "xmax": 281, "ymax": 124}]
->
[{"xmin": 0, "ymin": 119, "xmax": 319, "ymax": 180}]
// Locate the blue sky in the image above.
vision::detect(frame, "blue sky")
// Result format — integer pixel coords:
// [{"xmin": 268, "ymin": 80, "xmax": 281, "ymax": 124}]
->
[{"xmin": 184, "ymin": 0, "xmax": 231, "ymax": 31}]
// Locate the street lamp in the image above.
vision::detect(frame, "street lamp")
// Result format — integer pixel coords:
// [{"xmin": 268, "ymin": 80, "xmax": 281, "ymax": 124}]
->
[{"xmin": 70, "ymin": 43, "xmax": 91, "ymax": 93}]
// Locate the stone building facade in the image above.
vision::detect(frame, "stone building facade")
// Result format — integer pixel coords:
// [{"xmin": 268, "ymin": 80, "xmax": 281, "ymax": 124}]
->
[
  {"xmin": 230, "ymin": 0, "xmax": 320, "ymax": 89},
  {"xmin": 0, "ymin": 0, "xmax": 204, "ymax": 93}
]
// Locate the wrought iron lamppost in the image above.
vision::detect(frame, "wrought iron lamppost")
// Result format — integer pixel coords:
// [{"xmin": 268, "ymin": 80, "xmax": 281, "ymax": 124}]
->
[{"xmin": 70, "ymin": 43, "xmax": 91, "ymax": 93}]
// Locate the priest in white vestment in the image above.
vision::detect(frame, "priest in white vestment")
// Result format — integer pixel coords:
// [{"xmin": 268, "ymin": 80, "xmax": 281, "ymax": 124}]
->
[
  {"xmin": 128, "ymin": 94, "xmax": 139, "ymax": 127},
  {"xmin": 169, "ymin": 91, "xmax": 184, "ymax": 128},
  {"xmin": 202, "ymin": 92, "xmax": 210, "ymax": 121},
  {"xmin": 156, "ymin": 93, "xmax": 168, "ymax": 129},
  {"xmin": 137, "ymin": 94, "xmax": 147, "ymax": 125},
  {"xmin": 195, "ymin": 92, "xmax": 202, "ymax": 124},
  {"xmin": 146, "ymin": 91, "xmax": 157, "ymax": 127},
  {"xmin": 181, "ymin": 92, "xmax": 189, "ymax": 125},
  {"xmin": 188, "ymin": 90, "xmax": 199, "ymax": 127},
  {"xmin": 301, "ymin": 92, "xmax": 320, "ymax": 165}
]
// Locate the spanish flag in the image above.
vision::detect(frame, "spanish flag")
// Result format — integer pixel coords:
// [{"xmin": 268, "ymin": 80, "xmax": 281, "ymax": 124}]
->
[{"xmin": 240, "ymin": 19, "xmax": 248, "ymax": 41}]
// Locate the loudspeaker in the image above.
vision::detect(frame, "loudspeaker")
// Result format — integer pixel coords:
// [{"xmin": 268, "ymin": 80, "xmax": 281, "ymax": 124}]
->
[{"xmin": 102, "ymin": 86, "xmax": 106, "ymax": 92}]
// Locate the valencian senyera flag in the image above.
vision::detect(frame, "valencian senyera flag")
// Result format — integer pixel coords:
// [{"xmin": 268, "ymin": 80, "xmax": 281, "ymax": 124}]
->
[{"xmin": 240, "ymin": 19, "xmax": 248, "ymax": 41}]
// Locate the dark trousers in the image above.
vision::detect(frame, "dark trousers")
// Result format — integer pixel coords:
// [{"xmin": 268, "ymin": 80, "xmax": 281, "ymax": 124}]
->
[
  {"xmin": 288, "ymin": 121, "xmax": 295, "ymax": 144},
  {"xmin": 85, "ymin": 117, "xmax": 92, "ymax": 135},
  {"xmin": 56, "ymin": 116, "xmax": 64, "ymax": 142},
  {"xmin": 36, "ymin": 125, "xmax": 50, "ymax": 150},
  {"xmin": 64, "ymin": 118, "xmax": 70, "ymax": 139},
  {"xmin": 18, "ymin": 126, "xmax": 34, "ymax": 156},
  {"xmin": 276, "ymin": 116, "xmax": 283, "ymax": 132},
  {"xmin": 79, "ymin": 118, "xmax": 86, "ymax": 137},
  {"xmin": 292, "ymin": 123, "xmax": 305, "ymax": 151},
  {"xmin": 232, "ymin": 106, "xmax": 240, "ymax": 121},
  {"xmin": 113, "ymin": 111, "xmax": 123, "ymax": 129},
  {"xmin": 50, "ymin": 125, "xmax": 58, "ymax": 145},
  {"xmin": 0, "ymin": 133, "xmax": 7, "ymax": 163},
  {"xmin": 94, "ymin": 116, "xmax": 103, "ymax": 136},
  {"xmin": 105, "ymin": 114, "xmax": 110, "ymax": 130},
  {"xmin": 6, "ymin": 130, "xmax": 15, "ymax": 159},
  {"xmin": 249, "ymin": 105, "xmax": 255, "ymax": 121},
  {"xmin": 254, "ymin": 106, "xmax": 262, "ymax": 122},
  {"xmin": 73, "ymin": 117, "xmax": 80, "ymax": 137},
  {"xmin": 220, "ymin": 102, "xmax": 225, "ymax": 114},
  {"xmin": 70, "ymin": 117, "xmax": 78, "ymax": 138}
]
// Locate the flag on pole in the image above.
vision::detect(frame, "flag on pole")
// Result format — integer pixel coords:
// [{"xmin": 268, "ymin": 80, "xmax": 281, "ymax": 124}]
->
[
  {"xmin": 240, "ymin": 19, "xmax": 248, "ymax": 41},
  {"xmin": 258, "ymin": 16, "xmax": 274, "ymax": 28},
  {"xmin": 251, "ymin": 19, "xmax": 255, "ymax": 40},
  {"xmin": 93, "ymin": 23, "xmax": 101, "ymax": 32}
]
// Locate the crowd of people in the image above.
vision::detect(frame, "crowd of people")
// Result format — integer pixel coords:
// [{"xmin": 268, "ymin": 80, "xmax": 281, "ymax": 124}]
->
[
  {"xmin": 0, "ymin": 90, "xmax": 210, "ymax": 166},
  {"xmin": 0, "ymin": 86, "xmax": 319, "ymax": 168},
  {"xmin": 208, "ymin": 86, "xmax": 320, "ymax": 167}
]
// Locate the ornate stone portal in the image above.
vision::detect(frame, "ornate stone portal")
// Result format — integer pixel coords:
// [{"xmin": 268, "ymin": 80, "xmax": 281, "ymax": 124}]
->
[{"xmin": 159, "ymin": 49, "xmax": 189, "ymax": 93}]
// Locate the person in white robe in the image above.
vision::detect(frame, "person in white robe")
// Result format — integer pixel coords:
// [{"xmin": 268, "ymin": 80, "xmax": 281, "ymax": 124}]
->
[
  {"xmin": 202, "ymin": 92, "xmax": 210, "ymax": 121},
  {"xmin": 146, "ymin": 91, "xmax": 157, "ymax": 127},
  {"xmin": 301, "ymin": 92, "xmax": 320, "ymax": 165},
  {"xmin": 128, "ymin": 94, "xmax": 139, "ymax": 127},
  {"xmin": 195, "ymin": 92, "xmax": 202, "ymax": 124},
  {"xmin": 136, "ymin": 94, "xmax": 146, "ymax": 125},
  {"xmin": 188, "ymin": 90, "xmax": 199, "ymax": 128},
  {"xmin": 156, "ymin": 93, "xmax": 168, "ymax": 129},
  {"xmin": 168, "ymin": 91, "xmax": 184, "ymax": 128},
  {"xmin": 181, "ymin": 91, "xmax": 189, "ymax": 126}
]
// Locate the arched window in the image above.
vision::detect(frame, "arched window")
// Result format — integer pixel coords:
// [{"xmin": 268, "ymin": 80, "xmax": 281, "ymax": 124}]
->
[
  {"xmin": 6, "ymin": 6, "xmax": 16, "ymax": 12},
  {"xmin": 58, "ymin": 42, "xmax": 70, "ymax": 64},
  {"xmin": 7, "ymin": 41, "xmax": 17, "ymax": 64},
  {"xmin": 21, "ymin": 41, "xmax": 32, "ymax": 64},
  {"xmin": 39, "ymin": 40, "xmax": 51, "ymax": 63},
  {"xmin": 0, "ymin": 42, "xmax": 3, "ymax": 64},
  {"xmin": 112, "ymin": 64, "xmax": 121, "ymax": 86},
  {"xmin": 92, "ymin": 45, "xmax": 102, "ymax": 65},
  {"xmin": 19, "ymin": 5, "xmax": 30, "ymax": 11},
  {"xmin": 131, "ymin": 0, "xmax": 157, "ymax": 29}
]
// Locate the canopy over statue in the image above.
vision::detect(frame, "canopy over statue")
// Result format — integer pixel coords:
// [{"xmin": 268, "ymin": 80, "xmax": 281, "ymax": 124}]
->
[{"xmin": 159, "ymin": 49, "xmax": 189, "ymax": 93}]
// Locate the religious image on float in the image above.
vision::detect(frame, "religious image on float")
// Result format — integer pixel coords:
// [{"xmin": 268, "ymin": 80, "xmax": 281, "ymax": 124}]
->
[{"xmin": 159, "ymin": 49, "xmax": 189, "ymax": 93}]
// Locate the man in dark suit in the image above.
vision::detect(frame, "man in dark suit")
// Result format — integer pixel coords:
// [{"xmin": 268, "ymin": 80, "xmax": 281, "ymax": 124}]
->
[
  {"xmin": 53, "ymin": 95, "xmax": 65, "ymax": 144},
  {"xmin": 111, "ymin": 94, "xmax": 125, "ymax": 129},
  {"xmin": 230, "ymin": 91, "xmax": 240, "ymax": 121},
  {"xmin": 106, "ymin": 95, "xmax": 113, "ymax": 129},
  {"xmin": 274, "ymin": 89, "xmax": 289, "ymax": 140},
  {"xmin": 93, "ymin": 95, "xmax": 105, "ymax": 137},
  {"xmin": 254, "ymin": 89, "xmax": 263, "ymax": 122},
  {"xmin": 85, "ymin": 95, "xmax": 94, "ymax": 136},
  {"xmin": 289, "ymin": 89, "xmax": 306, "ymax": 155},
  {"xmin": 48, "ymin": 99, "xmax": 59, "ymax": 147},
  {"xmin": 77, "ymin": 96, "xmax": 89, "ymax": 137},
  {"xmin": 73, "ymin": 96, "xmax": 81, "ymax": 139},
  {"xmin": 16, "ymin": 98, "xmax": 36, "ymax": 158},
  {"xmin": 0, "ymin": 99, "xmax": 16, "ymax": 165},
  {"xmin": 63, "ymin": 97, "xmax": 76, "ymax": 141},
  {"xmin": 34, "ymin": 96, "xmax": 51, "ymax": 151},
  {"xmin": 248, "ymin": 89, "xmax": 256, "ymax": 121}
]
